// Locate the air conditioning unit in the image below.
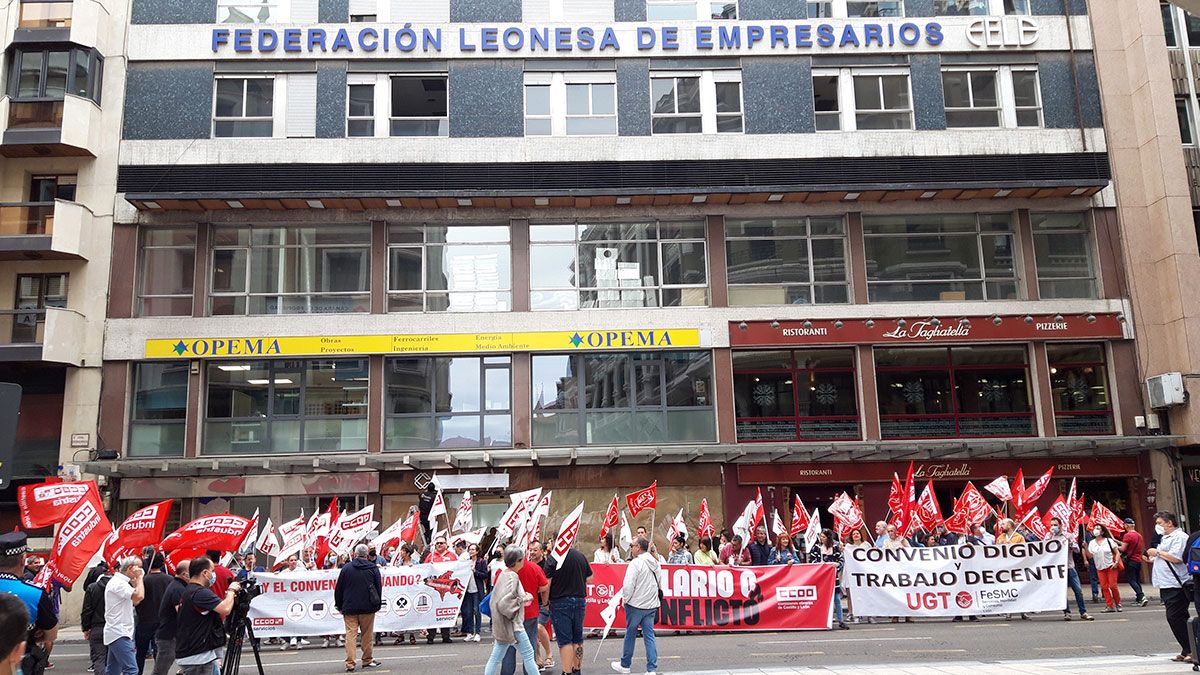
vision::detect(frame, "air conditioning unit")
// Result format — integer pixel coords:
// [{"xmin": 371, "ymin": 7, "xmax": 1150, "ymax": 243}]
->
[{"xmin": 1147, "ymin": 372, "xmax": 1187, "ymax": 409}]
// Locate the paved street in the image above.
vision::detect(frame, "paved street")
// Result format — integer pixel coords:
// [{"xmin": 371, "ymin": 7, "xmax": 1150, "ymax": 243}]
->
[{"xmin": 50, "ymin": 602, "xmax": 1194, "ymax": 674}]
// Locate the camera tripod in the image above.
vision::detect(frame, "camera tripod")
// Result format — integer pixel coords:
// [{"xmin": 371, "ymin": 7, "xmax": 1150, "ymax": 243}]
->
[{"xmin": 221, "ymin": 591, "xmax": 266, "ymax": 675}]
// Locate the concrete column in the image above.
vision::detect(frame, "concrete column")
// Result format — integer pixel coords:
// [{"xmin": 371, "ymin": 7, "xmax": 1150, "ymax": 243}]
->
[{"xmin": 707, "ymin": 215, "xmax": 728, "ymax": 308}]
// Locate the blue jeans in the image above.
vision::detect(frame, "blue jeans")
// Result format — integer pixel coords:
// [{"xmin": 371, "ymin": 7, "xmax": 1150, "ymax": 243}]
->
[
  {"xmin": 833, "ymin": 589, "xmax": 844, "ymax": 625},
  {"xmin": 621, "ymin": 605, "xmax": 657, "ymax": 673},
  {"xmin": 485, "ymin": 627, "xmax": 538, "ymax": 675},
  {"xmin": 500, "ymin": 617, "xmax": 539, "ymax": 675},
  {"xmin": 1087, "ymin": 565, "xmax": 1099, "ymax": 597},
  {"xmin": 461, "ymin": 592, "xmax": 481, "ymax": 634},
  {"xmin": 550, "ymin": 596, "xmax": 586, "ymax": 647},
  {"xmin": 1065, "ymin": 567, "xmax": 1088, "ymax": 615},
  {"xmin": 1125, "ymin": 559, "xmax": 1145, "ymax": 601},
  {"xmin": 106, "ymin": 636, "xmax": 138, "ymax": 675}
]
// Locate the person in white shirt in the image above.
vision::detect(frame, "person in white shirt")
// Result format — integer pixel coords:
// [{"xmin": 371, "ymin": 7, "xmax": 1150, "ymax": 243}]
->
[
  {"xmin": 612, "ymin": 537, "xmax": 660, "ymax": 675},
  {"xmin": 103, "ymin": 556, "xmax": 145, "ymax": 675},
  {"xmin": 276, "ymin": 555, "xmax": 311, "ymax": 651},
  {"xmin": 594, "ymin": 534, "xmax": 622, "ymax": 565},
  {"xmin": 1085, "ymin": 525, "xmax": 1122, "ymax": 612},
  {"xmin": 1147, "ymin": 511, "xmax": 1193, "ymax": 663}
]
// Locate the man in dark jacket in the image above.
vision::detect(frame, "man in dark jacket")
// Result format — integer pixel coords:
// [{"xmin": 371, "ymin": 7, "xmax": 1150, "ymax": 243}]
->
[
  {"xmin": 80, "ymin": 565, "xmax": 113, "ymax": 675},
  {"xmin": 334, "ymin": 544, "xmax": 383, "ymax": 672},
  {"xmin": 135, "ymin": 554, "xmax": 173, "ymax": 675},
  {"xmin": 175, "ymin": 557, "xmax": 240, "ymax": 674},
  {"xmin": 747, "ymin": 527, "xmax": 772, "ymax": 566},
  {"xmin": 418, "ymin": 485, "xmax": 437, "ymax": 546},
  {"xmin": 151, "ymin": 560, "xmax": 189, "ymax": 675}
]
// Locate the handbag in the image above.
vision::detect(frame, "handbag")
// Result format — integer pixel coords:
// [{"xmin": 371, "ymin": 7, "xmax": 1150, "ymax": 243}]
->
[
  {"xmin": 1110, "ymin": 541, "xmax": 1125, "ymax": 572},
  {"xmin": 479, "ymin": 591, "xmax": 492, "ymax": 617}
]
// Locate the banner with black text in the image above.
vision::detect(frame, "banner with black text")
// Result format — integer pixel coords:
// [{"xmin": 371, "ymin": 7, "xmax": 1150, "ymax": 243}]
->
[
  {"xmin": 248, "ymin": 562, "xmax": 471, "ymax": 636},
  {"xmin": 844, "ymin": 541, "xmax": 1068, "ymax": 617}
]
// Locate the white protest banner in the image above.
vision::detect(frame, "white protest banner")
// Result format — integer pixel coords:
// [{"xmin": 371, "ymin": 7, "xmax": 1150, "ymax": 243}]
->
[
  {"xmin": 249, "ymin": 561, "xmax": 472, "ymax": 636},
  {"xmin": 845, "ymin": 540, "xmax": 1068, "ymax": 618}
]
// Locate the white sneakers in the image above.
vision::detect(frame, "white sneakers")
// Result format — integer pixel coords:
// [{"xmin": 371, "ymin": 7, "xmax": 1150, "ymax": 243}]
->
[
  {"xmin": 610, "ymin": 663, "xmax": 632, "ymax": 674},
  {"xmin": 462, "ymin": 633, "xmax": 481, "ymax": 642}
]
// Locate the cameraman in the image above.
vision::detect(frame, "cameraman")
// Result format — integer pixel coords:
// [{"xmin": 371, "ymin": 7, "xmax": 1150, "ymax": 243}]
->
[{"xmin": 175, "ymin": 557, "xmax": 241, "ymax": 675}]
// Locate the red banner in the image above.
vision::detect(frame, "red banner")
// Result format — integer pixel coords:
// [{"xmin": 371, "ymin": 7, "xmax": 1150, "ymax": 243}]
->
[
  {"xmin": 18, "ymin": 480, "xmax": 94, "ymax": 529},
  {"xmin": 584, "ymin": 563, "xmax": 836, "ymax": 631},
  {"xmin": 47, "ymin": 488, "xmax": 113, "ymax": 590},
  {"xmin": 106, "ymin": 499, "xmax": 174, "ymax": 563},
  {"xmin": 160, "ymin": 513, "xmax": 253, "ymax": 552}
]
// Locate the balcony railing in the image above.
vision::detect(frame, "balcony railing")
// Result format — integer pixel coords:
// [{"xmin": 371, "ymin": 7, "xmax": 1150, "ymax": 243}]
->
[
  {"xmin": 8, "ymin": 101, "xmax": 64, "ymax": 130},
  {"xmin": 0, "ymin": 308, "xmax": 47, "ymax": 346},
  {"xmin": 0, "ymin": 202, "xmax": 54, "ymax": 236},
  {"xmin": 0, "ymin": 307, "xmax": 86, "ymax": 365},
  {"xmin": 18, "ymin": 0, "xmax": 72, "ymax": 28}
]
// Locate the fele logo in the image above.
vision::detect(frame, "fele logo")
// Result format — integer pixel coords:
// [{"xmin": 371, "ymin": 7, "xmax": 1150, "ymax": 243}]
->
[
  {"xmin": 253, "ymin": 617, "xmax": 283, "ymax": 627},
  {"xmin": 956, "ymin": 591, "xmax": 972, "ymax": 609}
]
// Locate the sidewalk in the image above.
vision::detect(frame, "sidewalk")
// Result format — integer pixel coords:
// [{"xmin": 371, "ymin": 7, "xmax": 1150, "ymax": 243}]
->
[{"xmin": 672, "ymin": 653, "xmax": 1185, "ymax": 675}]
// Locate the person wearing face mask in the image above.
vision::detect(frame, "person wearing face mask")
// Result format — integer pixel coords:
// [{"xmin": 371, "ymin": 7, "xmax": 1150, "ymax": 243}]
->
[
  {"xmin": 1147, "ymin": 511, "xmax": 1194, "ymax": 663},
  {"xmin": 1086, "ymin": 525, "xmax": 1122, "ymax": 612},
  {"xmin": 996, "ymin": 520, "xmax": 1029, "ymax": 621},
  {"xmin": 1118, "ymin": 517, "xmax": 1149, "ymax": 607},
  {"xmin": 174, "ymin": 557, "xmax": 242, "ymax": 675},
  {"xmin": 1046, "ymin": 518, "xmax": 1093, "ymax": 622}
]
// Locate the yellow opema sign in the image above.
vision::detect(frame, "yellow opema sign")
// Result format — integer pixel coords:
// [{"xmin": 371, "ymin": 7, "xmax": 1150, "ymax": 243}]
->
[{"xmin": 145, "ymin": 329, "xmax": 702, "ymax": 359}]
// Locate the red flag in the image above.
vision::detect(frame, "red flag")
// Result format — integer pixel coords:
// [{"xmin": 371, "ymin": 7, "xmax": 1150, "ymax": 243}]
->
[
  {"xmin": 551, "ymin": 502, "xmax": 585, "ymax": 565},
  {"xmin": 600, "ymin": 496, "xmax": 620, "ymax": 539},
  {"xmin": 829, "ymin": 492, "xmax": 865, "ymax": 538},
  {"xmin": 1023, "ymin": 507, "xmax": 1050, "ymax": 540},
  {"xmin": 1046, "ymin": 496, "xmax": 1074, "ymax": 531},
  {"xmin": 957, "ymin": 482, "xmax": 993, "ymax": 527},
  {"xmin": 1090, "ymin": 501, "xmax": 1126, "ymax": 534},
  {"xmin": 943, "ymin": 495, "xmax": 971, "ymax": 536},
  {"xmin": 983, "ymin": 476, "xmax": 1013, "ymax": 503},
  {"xmin": 751, "ymin": 488, "xmax": 766, "ymax": 534},
  {"xmin": 106, "ymin": 500, "xmax": 173, "ymax": 561},
  {"xmin": 915, "ymin": 481, "xmax": 944, "ymax": 532},
  {"xmin": 697, "ymin": 499, "xmax": 715, "ymax": 539},
  {"xmin": 887, "ymin": 473, "xmax": 904, "ymax": 518},
  {"xmin": 17, "ymin": 480, "xmax": 94, "ymax": 529},
  {"xmin": 790, "ymin": 495, "xmax": 809, "ymax": 538},
  {"xmin": 160, "ymin": 514, "xmax": 253, "ymax": 552},
  {"xmin": 45, "ymin": 487, "xmax": 113, "ymax": 590},
  {"xmin": 315, "ymin": 498, "xmax": 339, "ymax": 565},
  {"xmin": 892, "ymin": 462, "xmax": 918, "ymax": 537},
  {"xmin": 400, "ymin": 511, "xmax": 420, "ymax": 543},
  {"xmin": 1022, "ymin": 467, "xmax": 1054, "ymax": 506},
  {"xmin": 625, "ymin": 481, "xmax": 657, "ymax": 518},
  {"xmin": 166, "ymin": 548, "xmax": 205, "ymax": 572},
  {"xmin": 1012, "ymin": 469, "xmax": 1026, "ymax": 512}
]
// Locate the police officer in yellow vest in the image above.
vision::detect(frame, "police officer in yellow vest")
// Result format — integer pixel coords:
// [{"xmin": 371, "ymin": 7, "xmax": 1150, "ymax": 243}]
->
[{"xmin": 0, "ymin": 532, "xmax": 58, "ymax": 675}]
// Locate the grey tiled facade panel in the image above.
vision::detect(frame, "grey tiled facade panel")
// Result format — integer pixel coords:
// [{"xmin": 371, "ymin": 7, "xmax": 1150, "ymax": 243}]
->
[
  {"xmin": 614, "ymin": 0, "xmax": 646, "ymax": 22},
  {"xmin": 617, "ymin": 59, "xmax": 652, "ymax": 136},
  {"xmin": 448, "ymin": 61, "xmax": 524, "ymax": 137},
  {"xmin": 903, "ymin": 0, "xmax": 934, "ymax": 17},
  {"xmin": 131, "ymin": 0, "xmax": 216, "ymax": 24},
  {"xmin": 910, "ymin": 54, "xmax": 946, "ymax": 131},
  {"xmin": 739, "ymin": 0, "xmax": 807, "ymax": 20},
  {"xmin": 123, "ymin": 63, "xmax": 214, "ymax": 140},
  {"xmin": 317, "ymin": 62, "xmax": 348, "ymax": 139},
  {"xmin": 451, "ymin": 0, "xmax": 521, "ymax": 23},
  {"xmin": 743, "ymin": 57, "xmax": 814, "ymax": 134},
  {"xmin": 1032, "ymin": 0, "xmax": 1087, "ymax": 15},
  {"xmin": 1038, "ymin": 53, "xmax": 1101, "ymax": 128},
  {"xmin": 319, "ymin": 0, "xmax": 349, "ymax": 22}
]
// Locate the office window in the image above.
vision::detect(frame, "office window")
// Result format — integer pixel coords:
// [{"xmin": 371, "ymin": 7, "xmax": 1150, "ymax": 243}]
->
[
  {"xmin": 210, "ymin": 225, "xmax": 371, "ymax": 315},
  {"xmin": 346, "ymin": 82, "xmax": 375, "ymax": 137},
  {"xmin": 385, "ymin": 356, "xmax": 512, "ymax": 449},
  {"xmin": 1031, "ymin": 212, "xmax": 1097, "ymax": 299},
  {"xmin": 725, "ymin": 217, "xmax": 849, "ymax": 305},
  {"xmin": 11, "ymin": 273, "xmax": 66, "ymax": 344},
  {"xmin": 651, "ymin": 70, "xmax": 742, "ymax": 134},
  {"xmin": 1179, "ymin": 96, "xmax": 1195, "ymax": 145},
  {"xmin": 9, "ymin": 48, "xmax": 101, "ymax": 103},
  {"xmin": 388, "ymin": 225, "xmax": 511, "ymax": 312},
  {"xmin": 204, "ymin": 359, "xmax": 368, "ymax": 454},
  {"xmin": 390, "ymin": 76, "xmax": 448, "ymax": 136},
  {"xmin": 943, "ymin": 67, "xmax": 1041, "ymax": 129},
  {"xmin": 530, "ymin": 221, "xmax": 708, "ymax": 310},
  {"xmin": 531, "ymin": 351, "xmax": 715, "ymax": 446},
  {"xmin": 214, "ymin": 77, "xmax": 274, "ymax": 137},
  {"xmin": 524, "ymin": 72, "xmax": 617, "ymax": 137},
  {"xmin": 876, "ymin": 346, "xmax": 1033, "ymax": 439},
  {"xmin": 733, "ymin": 349, "xmax": 860, "ymax": 442},
  {"xmin": 1187, "ymin": 10, "xmax": 1200, "ymax": 45},
  {"xmin": 129, "ymin": 362, "xmax": 188, "ymax": 457},
  {"xmin": 862, "ymin": 213, "xmax": 1018, "ymax": 302},
  {"xmin": 18, "ymin": 0, "xmax": 73, "ymax": 28},
  {"xmin": 139, "ymin": 228, "xmax": 196, "ymax": 317},
  {"xmin": 807, "ymin": 1, "xmax": 902, "ymax": 17},
  {"xmin": 934, "ymin": 0, "xmax": 1028, "ymax": 14},
  {"xmin": 647, "ymin": 0, "xmax": 736, "ymax": 19},
  {"xmin": 1163, "ymin": 2, "xmax": 1178, "ymax": 47},
  {"xmin": 1047, "ymin": 344, "xmax": 1114, "ymax": 436},
  {"xmin": 813, "ymin": 69, "xmax": 911, "ymax": 131}
]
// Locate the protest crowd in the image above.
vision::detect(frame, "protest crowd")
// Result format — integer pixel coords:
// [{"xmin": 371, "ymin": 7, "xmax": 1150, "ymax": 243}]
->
[{"xmin": 3, "ymin": 465, "xmax": 1200, "ymax": 675}]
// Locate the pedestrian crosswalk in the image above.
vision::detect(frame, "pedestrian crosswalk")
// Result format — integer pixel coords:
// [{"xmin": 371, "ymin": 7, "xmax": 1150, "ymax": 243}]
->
[{"xmin": 674, "ymin": 653, "xmax": 1186, "ymax": 674}]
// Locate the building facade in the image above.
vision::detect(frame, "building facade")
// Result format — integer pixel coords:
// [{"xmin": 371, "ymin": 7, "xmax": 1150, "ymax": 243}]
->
[
  {"xmin": 0, "ymin": 0, "xmax": 126, "ymax": 534},
  {"xmin": 80, "ymin": 0, "xmax": 1194, "ymax": 543}
]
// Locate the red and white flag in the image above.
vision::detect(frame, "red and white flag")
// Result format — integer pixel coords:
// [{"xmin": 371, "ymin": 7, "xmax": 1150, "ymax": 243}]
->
[
  {"xmin": 829, "ymin": 492, "xmax": 865, "ymax": 534},
  {"xmin": 46, "ymin": 487, "xmax": 113, "ymax": 590},
  {"xmin": 751, "ymin": 489, "xmax": 766, "ymax": 534},
  {"xmin": 328, "ymin": 505, "xmax": 375, "ymax": 555},
  {"xmin": 891, "ymin": 463, "xmax": 918, "ymax": 537},
  {"xmin": 106, "ymin": 499, "xmax": 173, "ymax": 562},
  {"xmin": 915, "ymin": 481, "xmax": 944, "ymax": 532},
  {"xmin": 790, "ymin": 495, "xmax": 810, "ymax": 538},
  {"xmin": 697, "ymin": 498, "xmax": 715, "ymax": 539},
  {"xmin": 618, "ymin": 510, "xmax": 633, "ymax": 552},
  {"xmin": 255, "ymin": 518, "xmax": 280, "ymax": 558},
  {"xmin": 956, "ymin": 482, "xmax": 993, "ymax": 527},
  {"xmin": 1090, "ymin": 501, "xmax": 1126, "ymax": 534},
  {"xmin": 1022, "ymin": 507, "xmax": 1050, "ymax": 540},
  {"xmin": 274, "ymin": 512, "xmax": 307, "ymax": 561},
  {"xmin": 983, "ymin": 476, "xmax": 1013, "ymax": 503},
  {"xmin": 625, "ymin": 481, "xmax": 657, "ymax": 518},
  {"xmin": 733, "ymin": 499, "xmax": 758, "ymax": 543},
  {"xmin": 770, "ymin": 509, "xmax": 786, "ymax": 538},
  {"xmin": 667, "ymin": 508, "xmax": 688, "ymax": 542},
  {"xmin": 18, "ymin": 480, "xmax": 94, "ymax": 529},
  {"xmin": 371, "ymin": 513, "xmax": 410, "ymax": 550},
  {"xmin": 453, "ymin": 491, "xmax": 473, "ymax": 533},
  {"xmin": 550, "ymin": 501, "xmax": 585, "ymax": 567},
  {"xmin": 399, "ymin": 511, "xmax": 420, "ymax": 543},
  {"xmin": 803, "ymin": 507, "xmax": 821, "ymax": 553},
  {"xmin": 1011, "ymin": 469, "xmax": 1028, "ymax": 516},
  {"xmin": 498, "ymin": 496, "xmax": 532, "ymax": 539},
  {"xmin": 943, "ymin": 499, "xmax": 971, "ymax": 536},
  {"xmin": 1023, "ymin": 467, "xmax": 1054, "ymax": 506},
  {"xmin": 237, "ymin": 508, "xmax": 261, "ymax": 555},
  {"xmin": 888, "ymin": 473, "xmax": 905, "ymax": 519},
  {"xmin": 600, "ymin": 495, "xmax": 621, "ymax": 539},
  {"xmin": 429, "ymin": 490, "xmax": 447, "ymax": 521},
  {"xmin": 1045, "ymin": 497, "xmax": 1074, "ymax": 533},
  {"xmin": 161, "ymin": 514, "xmax": 254, "ymax": 553}
]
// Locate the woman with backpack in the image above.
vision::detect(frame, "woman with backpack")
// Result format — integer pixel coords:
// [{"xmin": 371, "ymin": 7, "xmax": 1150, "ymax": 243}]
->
[{"xmin": 1086, "ymin": 525, "xmax": 1123, "ymax": 612}]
